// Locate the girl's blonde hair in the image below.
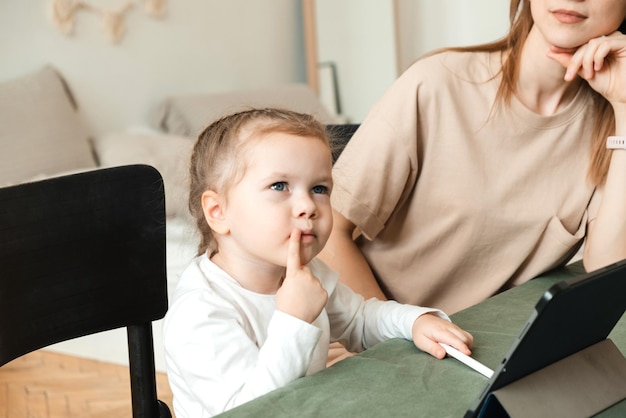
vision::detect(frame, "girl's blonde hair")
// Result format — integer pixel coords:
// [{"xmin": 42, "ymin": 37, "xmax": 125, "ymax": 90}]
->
[
  {"xmin": 429, "ymin": 0, "xmax": 626, "ymax": 186},
  {"xmin": 189, "ymin": 108, "xmax": 330, "ymax": 256}
]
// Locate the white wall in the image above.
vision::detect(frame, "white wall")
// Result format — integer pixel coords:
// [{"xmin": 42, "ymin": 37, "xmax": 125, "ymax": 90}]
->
[
  {"xmin": 0, "ymin": 1, "xmax": 306, "ymax": 137},
  {"xmin": 315, "ymin": 0, "xmax": 397, "ymax": 124},
  {"xmin": 313, "ymin": 1, "xmax": 511, "ymax": 123},
  {"xmin": 2, "ymin": 1, "xmax": 512, "ymax": 133},
  {"xmin": 397, "ymin": 0, "xmax": 511, "ymax": 71}
]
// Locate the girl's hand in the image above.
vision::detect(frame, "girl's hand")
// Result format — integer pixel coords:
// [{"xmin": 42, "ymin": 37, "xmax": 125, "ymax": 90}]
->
[
  {"xmin": 547, "ymin": 31, "xmax": 626, "ymax": 106},
  {"xmin": 411, "ymin": 313, "xmax": 474, "ymax": 359},
  {"xmin": 275, "ymin": 228, "xmax": 328, "ymax": 323}
]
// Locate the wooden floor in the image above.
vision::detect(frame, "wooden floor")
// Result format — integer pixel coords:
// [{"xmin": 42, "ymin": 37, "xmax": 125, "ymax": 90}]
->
[{"xmin": 0, "ymin": 350, "xmax": 174, "ymax": 418}]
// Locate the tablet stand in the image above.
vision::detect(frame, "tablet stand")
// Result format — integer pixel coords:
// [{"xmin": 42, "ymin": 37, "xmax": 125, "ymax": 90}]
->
[{"xmin": 479, "ymin": 339, "xmax": 626, "ymax": 418}]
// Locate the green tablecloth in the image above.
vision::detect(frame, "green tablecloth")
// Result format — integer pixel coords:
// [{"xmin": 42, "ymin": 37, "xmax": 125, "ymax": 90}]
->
[{"xmin": 218, "ymin": 262, "xmax": 626, "ymax": 417}]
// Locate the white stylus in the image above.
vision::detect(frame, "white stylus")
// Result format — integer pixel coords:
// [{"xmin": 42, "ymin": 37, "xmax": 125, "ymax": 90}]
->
[{"xmin": 439, "ymin": 343, "xmax": 494, "ymax": 378}]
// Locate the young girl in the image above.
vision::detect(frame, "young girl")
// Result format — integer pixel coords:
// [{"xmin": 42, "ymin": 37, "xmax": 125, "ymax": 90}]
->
[{"xmin": 162, "ymin": 108, "xmax": 473, "ymax": 418}]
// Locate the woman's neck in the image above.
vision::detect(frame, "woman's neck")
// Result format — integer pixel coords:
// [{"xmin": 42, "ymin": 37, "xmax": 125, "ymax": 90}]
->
[{"xmin": 515, "ymin": 27, "xmax": 582, "ymax": 116}]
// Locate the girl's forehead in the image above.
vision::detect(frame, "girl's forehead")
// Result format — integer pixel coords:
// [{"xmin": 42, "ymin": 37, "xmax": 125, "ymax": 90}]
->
[
  {"xmin": 243, "ymin": 132, "xmax": 332, "ymax": 168},
  {"xmin": 243, "ymin": 130, "xmax": 329, "ymax": 150}
]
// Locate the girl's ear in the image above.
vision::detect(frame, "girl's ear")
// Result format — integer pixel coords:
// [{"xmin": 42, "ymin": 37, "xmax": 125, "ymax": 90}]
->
[{"xmin": 201, "ymin": 190, "xmax": 229, "ymax": 235}]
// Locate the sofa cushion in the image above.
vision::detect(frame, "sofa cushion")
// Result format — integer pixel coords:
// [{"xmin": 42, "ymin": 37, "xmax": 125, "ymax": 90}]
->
[
  {"xmin": 152, "ymin": 84, "xmax": 340, "ymax": 137},
  {"xmin": 0, "ymin": 66, "xmax": 97, "ymax": 186},
  {"xmin": 94, "ymin": 131, "xmax": 194, "ymax": 219}
]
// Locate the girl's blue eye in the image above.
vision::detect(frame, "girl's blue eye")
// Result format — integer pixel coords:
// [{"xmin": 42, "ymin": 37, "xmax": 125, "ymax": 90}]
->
[
  {"xmin": 270, "ymin": 182, "xmax": 287, "ymax": 191},
  {"xmin": 312, "ymin": 185, "xmax": 328, "ymax": 195}
]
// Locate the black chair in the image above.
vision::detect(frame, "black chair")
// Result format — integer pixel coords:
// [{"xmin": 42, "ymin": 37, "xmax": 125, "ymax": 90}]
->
[
  {"xmin": 326, "ymin": 123, "xmax": 359, "ymax": 163},
  {"xmin": 0, "ymin": 164, "xmax": 172, "ymax": 418}
]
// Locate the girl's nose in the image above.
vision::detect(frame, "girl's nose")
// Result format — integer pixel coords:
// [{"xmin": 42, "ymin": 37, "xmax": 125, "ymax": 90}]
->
[{"xmin": 294, "ymin": 194, "xmax": 317, "ymax": 219}]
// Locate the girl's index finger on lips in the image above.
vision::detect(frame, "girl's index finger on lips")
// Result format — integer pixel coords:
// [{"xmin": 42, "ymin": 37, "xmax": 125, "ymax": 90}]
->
[{"xmin": 287, "ymin": 228, "xmax": 302, "ymax": 273}]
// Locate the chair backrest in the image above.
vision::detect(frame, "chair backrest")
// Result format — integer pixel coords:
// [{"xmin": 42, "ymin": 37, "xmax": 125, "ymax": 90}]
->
[
  {"xmin": 0, "ymin": 164, "xmax": 170, "ymax": 417},
  {"xmin": 326, "ymin": 123, "xmax": 359, "ymax": 163}
]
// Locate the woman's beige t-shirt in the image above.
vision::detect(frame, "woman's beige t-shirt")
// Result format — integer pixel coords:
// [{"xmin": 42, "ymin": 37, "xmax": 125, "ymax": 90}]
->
[{"xmin": 331, "ymin": 50, "xmax": 600, "ymax": 314}]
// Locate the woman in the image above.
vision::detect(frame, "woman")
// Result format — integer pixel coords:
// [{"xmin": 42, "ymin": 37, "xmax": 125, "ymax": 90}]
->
[{"xmin": 320, "ymin": 0, "xmax": 626, "ymax": 314}]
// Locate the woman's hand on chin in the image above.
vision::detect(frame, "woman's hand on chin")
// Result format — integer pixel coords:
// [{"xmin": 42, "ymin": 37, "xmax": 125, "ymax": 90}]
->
[{"xmin": 548, "ymin": 31, "xmax": 626, "ymax": 105}]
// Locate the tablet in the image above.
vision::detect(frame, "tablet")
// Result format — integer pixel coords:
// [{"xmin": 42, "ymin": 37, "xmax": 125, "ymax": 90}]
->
[{"xmin": 465, "ymin": 259, "xmax": 626, "ymax": 417}]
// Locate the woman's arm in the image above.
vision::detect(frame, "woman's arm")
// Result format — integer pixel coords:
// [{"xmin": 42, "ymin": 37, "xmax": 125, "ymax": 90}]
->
[
  {"xmin": 585, "ymin": 117, "xmax": 626, "ymax": 270},
  {"xmin": 318, "ymin": 209, "xmax": 388, "ymax": 300},
  {"xmin": 580, "ymin": 38, "xmax": 626, "ymax": 270},
  {"xmin": 549, "ymin": 33, "xmax": 626, "ymax": 270}
]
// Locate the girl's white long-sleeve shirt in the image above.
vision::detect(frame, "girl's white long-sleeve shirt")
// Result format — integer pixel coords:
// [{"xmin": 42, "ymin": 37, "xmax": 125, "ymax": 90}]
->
[{"xmin": 163, "ymin": 255, "xmax": 446, "ymax": 418}]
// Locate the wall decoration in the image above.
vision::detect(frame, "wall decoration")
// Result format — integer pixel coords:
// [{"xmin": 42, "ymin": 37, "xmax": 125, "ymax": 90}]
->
[{"xmin": 49, "ymin": 0, "xmax": 166, "ymax": 44}]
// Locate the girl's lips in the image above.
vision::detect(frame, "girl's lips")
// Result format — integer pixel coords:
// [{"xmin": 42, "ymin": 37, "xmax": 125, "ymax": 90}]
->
[
  {"xmin": 300, "ymin": 231, "xmax": 317, "ymax": 243},
  {"xmin": 552, "ymin": 9, "xmax": 586, "ymax": 24}
]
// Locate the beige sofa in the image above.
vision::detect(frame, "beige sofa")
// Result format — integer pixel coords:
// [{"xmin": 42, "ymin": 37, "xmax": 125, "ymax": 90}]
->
[{"xmin": 0, "ymin": 65, "xmax": 338, "ymax": 216}]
